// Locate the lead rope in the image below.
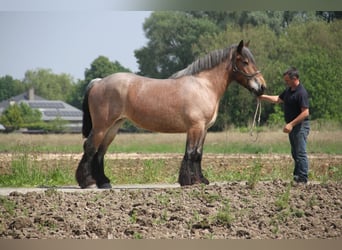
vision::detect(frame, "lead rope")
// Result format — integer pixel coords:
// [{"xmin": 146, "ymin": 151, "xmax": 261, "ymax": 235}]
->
[{"xmin": 249, "ymin": 99, "xmax": 261, "ymax": 142}]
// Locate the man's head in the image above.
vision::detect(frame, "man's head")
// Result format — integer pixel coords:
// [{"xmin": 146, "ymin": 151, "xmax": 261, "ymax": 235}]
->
[{"xmin": 283, "ymin": 67, "xmax": 299, "ymax": 88}]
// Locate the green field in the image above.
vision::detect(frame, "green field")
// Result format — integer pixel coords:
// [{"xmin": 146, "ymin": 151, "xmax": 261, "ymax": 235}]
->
[{"xmin": 0, "ymin": 129, "xmax": 341, "ymax": 154}]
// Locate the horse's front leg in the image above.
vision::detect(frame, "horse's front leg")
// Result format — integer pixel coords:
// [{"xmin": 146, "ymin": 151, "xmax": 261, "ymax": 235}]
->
[
  {"xmin": 91, "ymin": 146, "xmax": 111, "ymax": 189},
  {"xmin": 178, "ymin": 129, "xmax": 209, "ymax": 186},
  {"xmin": 196, "ymin": 151, "xmax": 209, "ymax": 185}
]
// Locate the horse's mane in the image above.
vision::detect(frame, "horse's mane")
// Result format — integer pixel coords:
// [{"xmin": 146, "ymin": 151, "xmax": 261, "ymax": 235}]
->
[{"xmin": 169, "ymin": 45, "xmax": 236, "ymax": 79}]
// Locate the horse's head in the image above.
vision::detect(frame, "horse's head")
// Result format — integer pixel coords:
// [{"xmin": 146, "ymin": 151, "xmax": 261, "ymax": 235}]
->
[{"xmin": 231, "ymin": 40, "xmax": 266, "ymax": 96}]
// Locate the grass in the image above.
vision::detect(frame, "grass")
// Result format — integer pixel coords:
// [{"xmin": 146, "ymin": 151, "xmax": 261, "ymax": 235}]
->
[
  {"xmin": 213, "ymin": 199, "xmax": 234, "ymax": 228},
  {"xmin": 0, "ymin": 129, "xmax": 341, "ymax": 187},
  {"xmin": 269, "ymin": 183, "xmax": 311, "ymax": 235},
  {"xmin": 109, "ymin": 159, "xmax": 171, "ymax": 184},
  {"xmin": 274, "ymin": 184, "xmax": 291, "ymax": 211},
  {"xmin": 246, "ymin": 161, "xmax": 263, "ymax": 189},
  {"xmin": 1, "ymin": 129, "xmax": 342, "ymax": 154},
  {"xmin": 0, "ymin": 151, "xmax": 75, "ymax": 187},
  {"xmin": 0, "ymin": 197, "xmax": 16, "ymax": 216}
]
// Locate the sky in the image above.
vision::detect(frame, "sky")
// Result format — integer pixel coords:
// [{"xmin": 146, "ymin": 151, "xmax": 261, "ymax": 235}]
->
[{"xmin": 0, "ymin": 11, "xmax": 151, "ymax": 80}]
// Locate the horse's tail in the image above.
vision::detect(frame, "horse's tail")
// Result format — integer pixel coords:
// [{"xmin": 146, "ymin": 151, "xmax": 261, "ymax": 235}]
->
[{"xmin": 82, "ymin": 78, "xmax": 101, "ymax": 138}]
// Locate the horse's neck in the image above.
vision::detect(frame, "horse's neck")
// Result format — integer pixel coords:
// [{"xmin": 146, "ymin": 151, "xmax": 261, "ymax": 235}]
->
[{"xmin": 198, "ymin": 63, "xmax": 230, "ymax": 99}]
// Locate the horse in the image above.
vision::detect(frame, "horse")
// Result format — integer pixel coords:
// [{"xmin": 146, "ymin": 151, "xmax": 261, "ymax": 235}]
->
[{"xmin": 76, "ymin": 40, "xmax": 266, "ymax": 189}]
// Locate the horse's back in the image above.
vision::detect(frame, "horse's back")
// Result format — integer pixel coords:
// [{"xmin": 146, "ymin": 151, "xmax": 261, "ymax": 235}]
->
[
  {"xmin": 102, "ymin": 72, "xmax": 139, "ymax": 87},
  {"xmin": 91, "ymin": 72, "xmax": 138, "ymax": 100}
]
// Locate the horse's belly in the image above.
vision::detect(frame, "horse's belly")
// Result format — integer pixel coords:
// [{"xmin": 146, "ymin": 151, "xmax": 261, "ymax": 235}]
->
[{"xmin": 128, "ymin": 110, "xmax": 188, "ymax": 133}]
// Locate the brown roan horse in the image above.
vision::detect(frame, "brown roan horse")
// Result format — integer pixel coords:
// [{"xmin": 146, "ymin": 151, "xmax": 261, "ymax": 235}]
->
[{"xmin": 76, "ymin": 40, "xmax": 266, "ymax": 189}]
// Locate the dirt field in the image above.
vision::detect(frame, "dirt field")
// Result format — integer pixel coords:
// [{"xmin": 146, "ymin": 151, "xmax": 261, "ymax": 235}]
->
[{"xmin": 0, "ymin": 153, "xmax": 341, "ymax": 239}]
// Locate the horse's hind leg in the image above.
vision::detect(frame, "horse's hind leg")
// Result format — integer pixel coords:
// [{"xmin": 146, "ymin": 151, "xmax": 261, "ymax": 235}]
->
[
  {"xmin": 76, "ymin": 134, "xmax": 97, "ymax": 188},
  {"xmin": 76, "ymin": 119, "xmax": 124, "ymax": 189},
  {"xmin": 178, "ymin": 128, "xmax": 209, "ymax": 186}
]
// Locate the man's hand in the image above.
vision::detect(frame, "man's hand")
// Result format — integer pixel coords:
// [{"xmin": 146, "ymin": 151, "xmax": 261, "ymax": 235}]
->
[{"xmin": 283, "ymin": 123, "xmax": 293, "ymax": 133}]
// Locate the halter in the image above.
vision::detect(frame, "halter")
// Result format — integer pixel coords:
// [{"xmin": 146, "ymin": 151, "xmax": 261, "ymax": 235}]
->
[
  {"xmin": 232, "ymin": 52, "xmax": 261, "ymax": 80},
  {"xmin": 233, "ymin": 65, "xmax": 261, "ymax": 79}
]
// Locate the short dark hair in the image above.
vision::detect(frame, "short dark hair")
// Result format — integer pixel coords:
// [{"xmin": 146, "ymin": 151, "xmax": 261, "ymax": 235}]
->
[{"xmin": 283, "ymin": 67, "xmax": 299, "ymax": 79}]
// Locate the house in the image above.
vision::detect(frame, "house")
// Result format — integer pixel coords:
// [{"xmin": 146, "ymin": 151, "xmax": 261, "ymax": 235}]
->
[{"xmin": 0, "ymin": 88, "xmax": 83, "ymax": 133}]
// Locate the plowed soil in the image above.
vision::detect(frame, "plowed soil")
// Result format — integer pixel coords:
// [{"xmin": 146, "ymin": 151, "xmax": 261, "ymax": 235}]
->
[{"xmin": 0, "ymin": 153, "xmax": 341, "ymax": 239}]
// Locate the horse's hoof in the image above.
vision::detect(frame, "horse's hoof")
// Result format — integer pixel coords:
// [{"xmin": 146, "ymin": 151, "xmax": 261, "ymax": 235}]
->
[
  {"xmin": 98, "ymin": 183, "xmax": 112, "ymax": 189},
  {"xmin": 81, "ymin": 184, "xmax": 97, "ymax": 189},
  {"xmin": 178, "ymin": 177, "xmax": 192, "ymax": 186},
  {"xmin": 201, "ymin": 177, "xmax": 210, "ymax": 185}
]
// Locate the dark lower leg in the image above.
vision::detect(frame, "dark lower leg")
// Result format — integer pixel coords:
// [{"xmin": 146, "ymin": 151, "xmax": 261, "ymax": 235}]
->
[
  {"xmin": 76, "ymin": 139, "xmax": 96, "ymax": 188},
  {"xmin": 178, "ymin": 155, "xmax": 192, "ymax": 186},
  {"xmin": 178, "ymin": 149, "xmax": 209, "ymax": 186},
  {"xmin": 92, "ymin": 146, "xmax": 111, "ymax": 189}
]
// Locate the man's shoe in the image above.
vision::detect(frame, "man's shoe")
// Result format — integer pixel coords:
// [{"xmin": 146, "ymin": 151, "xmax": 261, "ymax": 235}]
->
[{"xmin": 291, "ymin": 180, "xmax": 307, "ymax": 187}]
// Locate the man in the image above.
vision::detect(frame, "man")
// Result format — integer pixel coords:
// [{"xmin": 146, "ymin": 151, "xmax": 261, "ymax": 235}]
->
[{"xmin": 258, "ymin": 67, "xmax": 310, "ymax": 184}]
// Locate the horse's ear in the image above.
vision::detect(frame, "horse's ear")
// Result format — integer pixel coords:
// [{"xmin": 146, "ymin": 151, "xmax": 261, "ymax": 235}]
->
[
  {"xmin": 237, "ymin": 40, "xmax": 244, "ymax": 54},
  {"xmin": 245, "ymin": 40, "xmax": 250, "ymax": 47}
]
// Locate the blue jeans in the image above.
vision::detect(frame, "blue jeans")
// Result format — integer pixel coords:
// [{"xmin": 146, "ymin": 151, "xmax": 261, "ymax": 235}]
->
[{"xmin": 288, "ymin": 120, "xmax": 310, "ymax": 183}]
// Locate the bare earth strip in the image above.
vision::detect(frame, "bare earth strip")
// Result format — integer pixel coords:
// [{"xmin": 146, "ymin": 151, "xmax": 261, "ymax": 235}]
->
[
  {"xmin": 0, "ymin": 180, "xmax": 341, "ymax": 239},
  {"xmin": 1, "ymin": 152, "xmax": 342, "ymax": 161}
]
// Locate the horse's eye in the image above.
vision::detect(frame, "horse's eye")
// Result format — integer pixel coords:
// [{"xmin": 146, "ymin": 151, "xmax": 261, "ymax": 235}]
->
[{"xmin": 243, "ymin": 60, "xmax": 249, "ymax": 66}]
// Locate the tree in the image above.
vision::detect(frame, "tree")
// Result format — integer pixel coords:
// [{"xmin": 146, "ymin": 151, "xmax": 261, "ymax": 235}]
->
[
  {"xmin": 22, "ymin": 69, "xmax": 75, "ymax": 102},
  {"xmin": 134, "ymin": 13, "xmax": 318, "ymax": 73},
  {"xmin": 0, "ymin": 104, "xmax": 23, "ymax": 130},
  {"xmin": 135, "ymin": 11, "xmax": 219, "ymax": 78},
  {"xmin": 19, "ymin": 102, "xmax": 42, "ymax": 124},
  {"xmin": 0, "ymin": 103, "xmax": 42, "ymax": 131},
  {"xmin": 0, "ymin": 75, "xmax": 25, "ymax": 102},
  {"xmin": 84, "ymin": 55, "xmax": 131, "ymax": 84},
  {"xmin": 186, "ymin": 11, "xmax": 233, "ymax": 30}
]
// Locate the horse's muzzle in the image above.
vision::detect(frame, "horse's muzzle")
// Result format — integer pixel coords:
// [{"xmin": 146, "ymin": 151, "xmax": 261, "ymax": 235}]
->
[
  {"xmin": 250, "ymin": 80, "xmax": 266, "ymax": 96},
  {"xmin": 254, "ymin": 85, "xmax": 266, "ymax": 96}
]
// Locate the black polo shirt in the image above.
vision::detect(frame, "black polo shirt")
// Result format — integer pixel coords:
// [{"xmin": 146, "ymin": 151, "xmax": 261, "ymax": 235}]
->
[{"xmin": 279, "ymin": 83, "xmax": 309, "ymax": 123}]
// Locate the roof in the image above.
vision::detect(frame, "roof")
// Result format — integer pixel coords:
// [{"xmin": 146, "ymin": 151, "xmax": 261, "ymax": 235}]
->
[
  {"xmin": 20, "ymin": 100, "xmax": 82, "ymax": 122},
  {"xmin": 0, "ymin": 92, "xmax": 45, "ymax": 114},
  {"xmin": 0, "ymin": 90, "xmax": 82, "ymax": 122}
]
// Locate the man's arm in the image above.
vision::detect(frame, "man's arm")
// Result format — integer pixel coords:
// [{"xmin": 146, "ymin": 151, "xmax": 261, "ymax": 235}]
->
[
  {"xmin": 283, "ymin": 107, "xmax": 309, "ymax": 133},
  {"xmin": 258, "ymin": 94, "xmax": 283, "ymax": 104}
]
